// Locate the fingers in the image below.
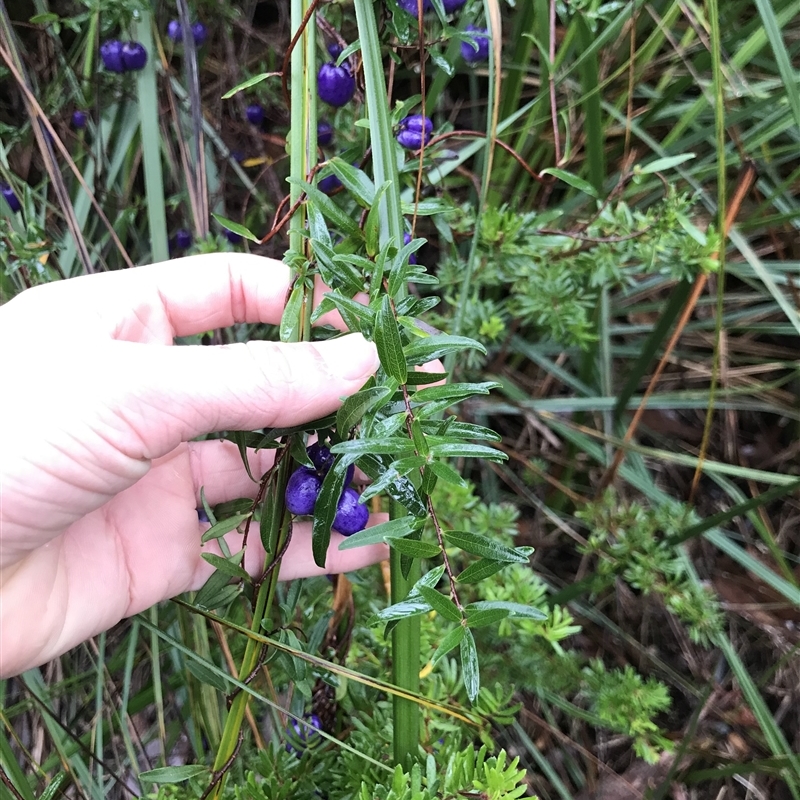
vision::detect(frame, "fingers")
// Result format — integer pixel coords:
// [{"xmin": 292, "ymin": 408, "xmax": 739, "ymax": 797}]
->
[
  {"xmin": 116, "ymin": 335, "xmax": 379, "ymax": 460},
  {"xmin": 3, "ymin": 254, "xmax": 292, "ymax": 342},
  {"xmin": 191, "ymin": 515, "xmax": 390, "ymax": 589},
  {"xmin": 6, "ymin": 254, "xmax": 372, "ymax": 344},
  {"xmin": 187, "ymin": 439, "xmax": 275, "ymax": 505}
]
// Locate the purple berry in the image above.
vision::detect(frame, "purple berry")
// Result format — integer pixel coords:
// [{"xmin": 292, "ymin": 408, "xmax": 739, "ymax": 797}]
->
[
  {"xmin": 224, "ymin": 228, "xmax": 243, "ymax": 244},
  {"xmin": 396, "ymin": 114, "xmax": 433, "ymax": 149},
  {"xmin": 174, "ymin": 228, "xmax": 192, "ymax": 249},
  {"xmin": 191, "ymin": 21, "xmax": 207, "ymax": 46},
  {"xmin": 317, "ymin": 62, "xmax": 356, "ymax": 107},
  {"xmin": 333, "ymin": 487, "xmax": 369, "ymax": 535},
  {"xmin": 307, "ymin": 442, "xmax": 335, "ymax": 473},
  {"xmin": 286, "ymin": 467, "xmax": 323, "ymax": 515},
  {"xmin": 1, "ymin": 183, "xmax": 21, "ymax": 213},
  {"xmin": 396, "ymin": 0, "xmax": 433, "ymax": 15},
  {"xmin": 404, "ymin": 231, "xmax": 417, "ymax": 264},
  {"xmin": 318, "ymin": 172, "xmax": 342, "ymax": 194},
  {"xmin": 327, "ymin": 42, "xmax": 343, "ymax": 59},
  {"xmin": 461, "ymin": 26, "xmax": 490, "ymax": 63},
  {"xmin": 307, "ymin": 443, "xmax": 354, "ymax": 484},
  {"xmin": 71, "ymin": 110, "xmax": 88, "ymax": 129},
  {"xmin": 167, "ymin": 19, "xmax": 183, "ymax": 42},
  {"xmin": 442, "ymin": 0, "xmax": 467, "ymax": 10},
  {"xmin": 197, "ymin": 507, "xmax": 210, "ymax": 523},
  {"xmin": 246, "ymin": 103, "xmax": 264, "ymax": 126},
  {"xmin": 317, "ymin": 120, "xmax": 333, "ymax": 147},
  {"xmin": 121, "ymin": 41, "xmax": 148, "ymax": 71},
  {"xmin": 100, "ymin": 39, "xmax": 125, "ymax": 73},
  {"xmin": 286, "ymin": 713, "xmax": 323, "ymax": 754}
]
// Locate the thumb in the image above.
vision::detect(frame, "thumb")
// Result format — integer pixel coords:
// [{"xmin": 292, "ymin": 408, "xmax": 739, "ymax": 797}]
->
[{"xmin": 114, "ymin": 334, "xmax": 379, "ymax": 460}]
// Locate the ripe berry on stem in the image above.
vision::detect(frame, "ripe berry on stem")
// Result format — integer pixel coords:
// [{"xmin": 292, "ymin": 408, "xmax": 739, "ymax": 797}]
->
[
  {"xmin": 396, "ymin": 114, "xmax": 433, "ymax": 149},
  {"xmin": 71, "ymin": 110, "xmax": 88, "ymax": 129},
  {"xmin": 121, "ymin": 41, "xmax": 148, "ymax": 71},
  {"xmin": 224, "ymin": 228, "xmax": 243, "ymax": 244},
  {"xmin": 333, "ymin": 487, "xmax": 369, "ymax": 535},
  {"xmin": 461, "ymin": 26, "xmax": 490, "ymax": 63},
  {"xmin": 100, "ymin": 40, "xmax": 126, "ymax": 73},
  {"xmin": 317, "ymin": 61, "xmax": 356, "ymax": 107},
  {"xmin": 285, "ymin": 467, "xmax": 323, "ymax": 515},
  {"xmin": 246, "ymin": 103, "xmax": 264, "ymax": 126}
]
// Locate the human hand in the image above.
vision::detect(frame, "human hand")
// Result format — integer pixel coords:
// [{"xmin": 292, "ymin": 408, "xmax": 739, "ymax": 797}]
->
[{"xmin": 0, "ymin": 254, "xmax": 389, "ymax": 678}]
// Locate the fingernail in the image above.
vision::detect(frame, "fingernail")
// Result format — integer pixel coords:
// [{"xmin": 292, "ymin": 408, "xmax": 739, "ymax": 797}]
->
[{"xmin": 333, "ymin": 334, "xmax": 380, "ymax": 381}]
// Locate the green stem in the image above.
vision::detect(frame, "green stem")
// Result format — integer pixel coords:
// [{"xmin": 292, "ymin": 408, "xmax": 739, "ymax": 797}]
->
[
  {"xmin": 133, "ymin": 9, "xmax": 169, "ymax": 263},
  {"xmin": 352, "ymin": 0, "xmax": 414, "ymax": 767},
  {"xmin": 390, "ymin": 511, "xmax": 421, "ymax": 768}
]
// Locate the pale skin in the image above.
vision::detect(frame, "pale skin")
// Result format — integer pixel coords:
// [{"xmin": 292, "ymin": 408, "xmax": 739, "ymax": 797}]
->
[{"xmin": 0, "ymin": 254, "xmax": 393, "ymax": 678}]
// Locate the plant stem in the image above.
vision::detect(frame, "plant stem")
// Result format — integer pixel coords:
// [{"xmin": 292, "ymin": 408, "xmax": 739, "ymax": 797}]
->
[{"xmin": 352, "ymin": 0, "xmax": 416, "ymax": 767}]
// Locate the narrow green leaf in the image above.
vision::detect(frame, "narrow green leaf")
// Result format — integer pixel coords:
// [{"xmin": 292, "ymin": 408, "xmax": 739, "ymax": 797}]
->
[
  {"xmin": 280, "ymin": 283, "xmax": 305, "ymax": 343},
  {"xmin": 330, "ymin": 438, "xmax": 416, "ymax": 457},
  {"xmin": 185, "ymin": 659, "xmax": 231, "ymax": 692},
  {"xmin": 460, "ymin": 629, "xmax": 480, "ymax": 702},
  {"xmin": 211, "ymin": 214, "xmax": 259, "ymax": 242},
  {"xmin": 338, "ymin": 515, "xmax": 420, "ymax": 550},
  {"xmin": 428, "ymin": 442, "xmax": 507, "ymax": 461},
  {"xmin": 337, "ymin": 385, "xmax": 394, "ymax": 434},
  {"xmin": 357, "ymin": 453, "xmax": 427, "ymax": 518},
  {"xmin": 404, "ymin": 335, "xmax": 486, "ymax": 366},
  {"xmin": 194, "ymin": 569, "xmax": 238, "ymax": 610},
  {"xmin": 456, "ymin": 558, "xmax": 506, "ymax": 583},
  {"xmin": 312, "ymin": 460, "xmax": 348, "ymax": 568},
  {"xmin": 413, "ymin": 381, "xmax": 500, "ymax": 404},
  {"xmin": 431, "ymin": 626, "xmax": 465, "ymax": 664},
  {"xmin": 390, "ymin": 538, "xmax": 442, "ymax": 559},
  {"xmin": 328, "ymin": 158, "xmax": 376, "ymax": 207},
  {"xmin": 637, "ymin": 153, "xmax": 696, "ymax": 174},
  {"xmin": 373, "ymin": 598, "xmax": 432, "ymax": 622},
  {"xmin": 221, "ymin": 72, "xmax": 281, "ymax": 99},
  {"xmin": 139, "ymin": 766, "xmax": 208, "ymax": 784},
  {"xmin": 200, "ymin": 552, "xmax": 250, "ymax": 582},
  {"xmin": 364, "ymin": 183, "xmax": 391, "ymax": 257},
  {"xmin": 404, "ymin": 371, "xmax": 450, "ymax": 386},
  {"xmin": 200, "ymin": 513, "xmax": 251, "ymax": 543},
  {"xmin": 465, "ymin": 607, "xmax": 511, "ymax": 628},
  {"xmin": 29, "ymin": 12, "xmax": 59, "ymax": 24},
  {"xmin": 288, "ymin": 178, "xmax": 361, "ymax": 236},
  {"xmin": 426, "ymin": 459, "xmax": 467, "ymax": 487},
  {"xmin": 375, "ymin": 295, "xmax": 408, "ymax": 384},
  {"xmin": 540, "ymin": 167, "xmax": 599, "ymax": 198},
  {"xmin": 417, "ymin": 586, "xmax": 462, "ymax": 622},
  {"xmin": 469, "ymin": 600, "xmax": 547, "ymax": 620},
  {"xmin": 444, "ymin": 530, "xmax": 532, "ymax": 563}
]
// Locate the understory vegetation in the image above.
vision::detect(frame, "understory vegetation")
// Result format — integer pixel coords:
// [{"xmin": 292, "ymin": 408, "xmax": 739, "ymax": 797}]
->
[{"xmin": 1, "ymin": 0, "xmax": 799, "ymax": 798}]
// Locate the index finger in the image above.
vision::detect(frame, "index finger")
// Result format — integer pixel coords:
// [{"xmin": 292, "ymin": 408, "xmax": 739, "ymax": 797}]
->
[{"xmin": 8, "ymin": 254, "xmax": 296, "ymax": 343}]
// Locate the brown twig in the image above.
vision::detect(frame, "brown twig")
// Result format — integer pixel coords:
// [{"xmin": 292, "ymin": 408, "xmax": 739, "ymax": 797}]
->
[{"xmin": 424, "ymin": 130, "xmax": 549, "ymax": 184}]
